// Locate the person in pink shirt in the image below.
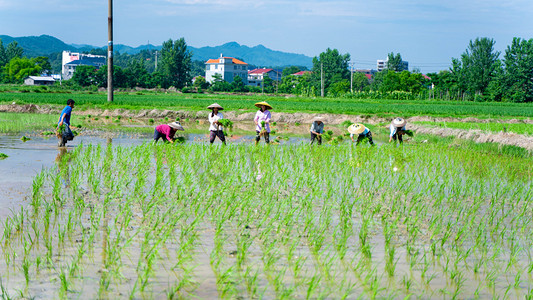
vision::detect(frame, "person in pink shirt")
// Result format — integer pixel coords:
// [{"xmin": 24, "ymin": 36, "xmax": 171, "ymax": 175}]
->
[
  {"xmin": 253, "ymin": 101, "xmax": 272, "ymax": 145},
  {"xmin": 153, "ymin": 121, "xmax": 184, "ymax": 144}
]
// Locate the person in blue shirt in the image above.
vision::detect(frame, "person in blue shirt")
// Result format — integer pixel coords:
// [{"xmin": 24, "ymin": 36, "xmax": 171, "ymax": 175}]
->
[
  {"xmin": 389, "ymin": 117, "xmax": 407, "ymax": 144},
  {"xmin": 309, "ymin": 117, "xmax": 325, "ymax": 145},
  {"xmin": 348, "ymin": 123, "xmax": 374, "ymax": 145},
  {"xmin": 57, "ymin": 99, "xmax": 75, "ymax": 147}
]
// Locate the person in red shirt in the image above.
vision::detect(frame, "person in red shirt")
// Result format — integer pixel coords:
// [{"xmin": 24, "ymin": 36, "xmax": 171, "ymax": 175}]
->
[{"xmin": 153, "ymin": 121, "xmax": 184, "ymax": 144}]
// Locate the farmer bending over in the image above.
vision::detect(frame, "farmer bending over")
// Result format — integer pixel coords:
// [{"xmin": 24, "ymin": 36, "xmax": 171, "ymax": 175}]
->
[
  {"xmin": 389, "ymin": 117, "xmax": 407, "ymax": 144},
  {"xmin": 309, "ymin": 117, "xmax": 325, "ymax": 145},
  {"xmin": 153, "ymin": 121, "xmax": 184, "ymax": 144},
  {"xmin": 348, "ymin": 123, "xmax": 374, "ymax": 146}
]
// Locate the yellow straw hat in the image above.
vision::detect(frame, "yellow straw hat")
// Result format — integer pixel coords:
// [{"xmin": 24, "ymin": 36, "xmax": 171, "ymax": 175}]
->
[
  {"xmin": 254, "ymin": 101, "xmax": 272, "ymax": 110},
  {"xmin": 348, "ymin": 123, "xmax": 366, "ymax": 135}
]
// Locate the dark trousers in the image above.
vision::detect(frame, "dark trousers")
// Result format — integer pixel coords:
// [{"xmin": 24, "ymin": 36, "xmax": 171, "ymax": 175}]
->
[
  {"xmin": 392, "ymin": 132, "xmax": 403, "ymax": 143},
  {"xmin": 255, "ymin": 131, "xmax": 270, "ymax": 144},
  {"xmin": 210, "ymin": 130, "xmax": 226, "ymax": 144},
  {"xmin": 153, "ymin": 128, "xmax": 166, "ymax": 142},
  {"xmin": 310, "ymin": 132, "xmax": 322, "ymax": 145},
  {"xmin": 357, "ymin": 131, "xmax": 374, "ymax": 145}
]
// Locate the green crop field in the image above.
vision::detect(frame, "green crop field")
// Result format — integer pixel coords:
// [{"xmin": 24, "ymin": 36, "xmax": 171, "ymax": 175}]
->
[
  {"xmin": 2, "ymin": 91, "xmax": 533, "ymax": 118},
  {"xmin": 0, "ymin": 140, "xmax": 532, "ymax": 299},
  {"xmin": 413, "ymin": 121, "xmax": 533, "ymax": 135}
]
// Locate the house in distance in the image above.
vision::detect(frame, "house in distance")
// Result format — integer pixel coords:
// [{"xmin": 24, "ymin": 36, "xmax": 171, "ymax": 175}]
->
[
  {"xmin": 205, "ymin": 54, "xmax": 248, "ymax": 84},
  {"xmin": 62, "ymin": 51, "xmax": 106, "ymax": 80}
]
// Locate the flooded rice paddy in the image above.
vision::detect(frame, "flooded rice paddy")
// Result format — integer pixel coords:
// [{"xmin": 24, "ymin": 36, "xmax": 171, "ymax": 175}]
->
[{"xmin": 0, "ymin": 127, "xmax": 531, "ymax": 299}]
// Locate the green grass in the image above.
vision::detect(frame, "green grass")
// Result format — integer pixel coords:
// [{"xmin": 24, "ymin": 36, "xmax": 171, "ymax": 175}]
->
[
  {"xmin": 0, "ymin": 112, "xmax": 60, "ymax": 133},
  {"xmin": 413, "ymin": 121, "xmax": 533, "ymax": 135},
  {"xmin": 2, "ymin": 91, "xmax": 533, "ymax": 118}
]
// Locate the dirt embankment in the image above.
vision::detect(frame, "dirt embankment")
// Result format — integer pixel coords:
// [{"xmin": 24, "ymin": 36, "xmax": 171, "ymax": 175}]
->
[{"xmin": 409, "ymin": 124, "xmax": 533, "ymax": 151}]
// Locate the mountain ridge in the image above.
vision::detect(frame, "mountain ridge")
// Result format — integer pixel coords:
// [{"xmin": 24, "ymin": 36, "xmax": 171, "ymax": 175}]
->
[{"xmin": 0, "ymin": 34, "xmax": 313, "ymax": 68}]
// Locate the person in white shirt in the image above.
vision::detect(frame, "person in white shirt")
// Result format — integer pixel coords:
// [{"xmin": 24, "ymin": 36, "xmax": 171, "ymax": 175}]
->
[
  {"xmin": 348, "ymin": 123, "xmax": 374, "ymax": 145},
  {"xmin": 207, "ymin": 103, "xmax": 226, "ymax": 145},
  {"xmin": 389, "ymin": 117, "xmax": 407, "ymax": 144},
  {"xmin": 253, "ymin": 101, "xmax": 272, "ymax": 145}
]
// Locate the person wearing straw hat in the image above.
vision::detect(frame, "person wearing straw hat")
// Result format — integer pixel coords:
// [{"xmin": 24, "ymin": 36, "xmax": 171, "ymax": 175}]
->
[
  {"xmin": 309, "ymin": 116, "xmax": 325, "ymax": 145},
  {"xmin": 253, "ymin": 101, "xmax": 272, "ymax": 144},
  {"xmin": 207, "ymin": 103, "xmax": 226, "ymax": 145},
  {"xmin": 153, "ymin": 121, "xmax": 184, "ymax": 144},
  {"xmin": 389, "ymin": 117, "xmax": 407, "ymax": 144},
  {"xmin": 348, "ymin": 123, "xmax": 374, "ymax": 146}
]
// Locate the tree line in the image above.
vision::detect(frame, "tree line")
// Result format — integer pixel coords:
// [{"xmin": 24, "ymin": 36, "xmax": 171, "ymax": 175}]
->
[{"xmin": 1, "ymin": 36, "xmax": 532, "ymax": 102}]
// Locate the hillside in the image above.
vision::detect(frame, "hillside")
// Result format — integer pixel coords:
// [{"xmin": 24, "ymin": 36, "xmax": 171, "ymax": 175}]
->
[{"xmin": 0, "ymin": 35, "xmax": 313, "ymax": 68}]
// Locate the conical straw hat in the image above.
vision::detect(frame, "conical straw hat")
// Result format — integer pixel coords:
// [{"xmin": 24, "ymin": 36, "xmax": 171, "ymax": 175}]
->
[
  {"xmin": 254, "ymin": 101, "xmax": 272, "ymax": 110},
  {"xmin": 347, "ymin": 123, "xmax": 366, "ymax": 134},
  {"xmin": 168, "ymin": 121, "xmax": 185, "ymax": 131},
  {"xmin": 392, "ymin": 117, "xmax": 406, "ymax": 127},
  {"xmin": 207, "ymin": 103, "xmax": 224, "ymax": 110}
]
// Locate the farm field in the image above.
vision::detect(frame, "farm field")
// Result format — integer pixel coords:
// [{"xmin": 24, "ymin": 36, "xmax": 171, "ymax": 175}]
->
[
  {"xmin": 412, "ymin": 121, "xmax": 533, "ymax": 136},
  {"xmin": 0, "ymin": 140, "xmax": 532, "ymax": 299},
  {"xmin": 2, "ymin": 91, "xmax": 533, "ymax": 118}
]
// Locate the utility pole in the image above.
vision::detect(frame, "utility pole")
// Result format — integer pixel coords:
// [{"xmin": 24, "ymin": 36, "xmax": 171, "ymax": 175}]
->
[
  {"xmin": 155, "ymin": 51, "xmax": 158, "ymax": 71},
  {"xmin": 107, "ymin": 0, "xmax": 113, "ymax": 102},
  {"xmin": 350, "ymin": 62, "xmax": 355, "ymax": 93},
  {"xmin": 320, "ymin": 62, "xmax": 324, "ymax": 97}
]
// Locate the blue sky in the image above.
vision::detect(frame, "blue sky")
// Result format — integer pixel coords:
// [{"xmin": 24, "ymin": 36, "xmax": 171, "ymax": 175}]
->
[{"xmin": 1, "ymin": 0, "xmax": 532, "ymax": 73}]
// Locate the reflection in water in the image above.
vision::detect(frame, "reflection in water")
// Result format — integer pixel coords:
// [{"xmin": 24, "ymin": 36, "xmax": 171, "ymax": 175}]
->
[{"xmin": 55, "ymin": 147, "xmax": 71, "ymax": 188}]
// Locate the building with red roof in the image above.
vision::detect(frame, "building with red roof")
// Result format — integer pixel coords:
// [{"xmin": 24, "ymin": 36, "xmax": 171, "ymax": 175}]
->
[
  {"xmin": 247, "ymin": 68, "xmax": 282, "ymax": 87},
  {"xmin": 292, "ymin": 71, "xmax": 312, "ymax": 76},
  {"xmin": 205, "ymin": 54, "xmax": 249, "ymax": 84}
]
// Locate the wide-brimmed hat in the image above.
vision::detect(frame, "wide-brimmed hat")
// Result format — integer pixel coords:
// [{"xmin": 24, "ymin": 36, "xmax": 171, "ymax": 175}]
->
[
  {"xmin": 207, "ymin": 103, "xmax": 224, "ymax": 110},
  {"xmin": 255, "ymin": 101, "xmax": 272, "ymax": 110},
  {"xmin": 348, "ymin": 123, "xmax": 366, "ymax": 135},
  {"xmin": 168, "ymin": 121, "xmax": 185, "ymax": 131},
  {"xmin": 313, "ymin": 116, "xmax": 325, "ymax": 123},
  {"xmin": 392, "ymin": 117, "xmax": 406, "ymax": 127}
]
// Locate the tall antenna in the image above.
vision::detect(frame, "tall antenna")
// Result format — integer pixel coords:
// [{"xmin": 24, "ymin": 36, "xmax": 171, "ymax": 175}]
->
[{"xmin": 107, "ymin": 0, "xmax": 113, "ymax": 102}]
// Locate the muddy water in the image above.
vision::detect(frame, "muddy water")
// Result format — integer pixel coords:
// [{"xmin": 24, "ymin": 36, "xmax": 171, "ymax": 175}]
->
[{"xmin": 0, "ymin": 129, "xmax": 326, "ymax": 220}]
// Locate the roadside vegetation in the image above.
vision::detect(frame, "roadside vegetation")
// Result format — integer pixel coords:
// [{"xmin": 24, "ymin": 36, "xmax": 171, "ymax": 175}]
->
[{"xmin": 413, "ymin": 121, "xmax": 533, "ymax": 136}]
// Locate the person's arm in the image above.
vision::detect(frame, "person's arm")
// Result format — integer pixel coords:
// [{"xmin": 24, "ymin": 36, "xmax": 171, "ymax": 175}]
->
[
  {"xmin": 58, "ymin": 113, "xmax": 66, "ymax": 126},
  {"xmin": 389, "ymin": 125, "xmax": 395, "ymax": 142},
  {"xmin": 254, "ymin": 111, "xmax": 259, "ymax": 125},
  {"xmin": 350, "ymin": 133, "xmax": 354, "ymax": 142},
  {"xmin": 164, "ymin": 126, "xmax": 174, "ymax": 143}
]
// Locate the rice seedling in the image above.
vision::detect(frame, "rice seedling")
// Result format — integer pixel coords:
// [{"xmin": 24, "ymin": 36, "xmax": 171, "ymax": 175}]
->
[{"xmin": 0, "ymin": 139, "xmax": 531, "ymax": 298}]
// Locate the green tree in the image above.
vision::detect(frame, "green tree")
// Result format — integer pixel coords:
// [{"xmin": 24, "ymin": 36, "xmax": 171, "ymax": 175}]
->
[
  {"xmin": 352, "ymin": 72, "xmax": 370, "ymax": 91},
  {"xmin": 72, "ymin": 65, "xmax": 98, "ymax": 86},
  {"xmin": 282, "ymin": 66, "xmax": 302, "ymax": 77},
  {"xmin": 1, "ymin": 57, "xmax": 42, "ymax": 83},
  {"xmin": 459, "ymin": 37, "xmax": 501, "ymax": 96},
  {"xmin": 312, "ymin": 48, "xmax": 350, "ymax": 96},
  {"xmin": 262, "ymin": 74, "xmax": 274, "ymax": 93},
  {"xmin": 0, "ymin": 39, "xmax": 7, "ymax": 67},
  {"xmin": 160, "ymin": 37, "xmax": 193, "ymax": 89},
  {"xmin": 5, "ymin": 41, "xmax": 23, "ymax": 62},
  {"xmin": 500, "ymin": 37, "xmax": 533, "ymax": 102},
  {"xmin": 193, "ymin": 76, "xmax": 209, "ymax": 90},
  {"xmin": 386, "ymin": 52, "xmax": 406, "ymax": 72},
  {"xmin": 230, "ymin": 75, "xmax": 246, "ymax": 92}
]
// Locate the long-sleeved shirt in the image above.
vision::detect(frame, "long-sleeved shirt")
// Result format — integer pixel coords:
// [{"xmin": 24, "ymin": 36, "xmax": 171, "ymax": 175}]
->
[
  {"xmin": 390, "ymin": 124, "xmax": 406, "ymax": 137},
  {"xmin": 208, "ymin": 112, "xmax": 224, "ymax": 131},
  {"xmin": 156, "ymin": 124, "xmax": 176, "ymax": 142},
  {"xmin": 254, "ymin": 110, "xmax": 271, "ymax": 132},
  {"xmin": 310, "ymin": 121, "xmax": 324, "ymax": 134}
]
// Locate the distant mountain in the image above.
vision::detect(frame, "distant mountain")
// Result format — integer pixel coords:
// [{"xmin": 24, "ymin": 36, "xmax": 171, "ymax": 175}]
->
[{"xmin": 0, "ymin": 35, "xmax": 313, "ymax": 68}]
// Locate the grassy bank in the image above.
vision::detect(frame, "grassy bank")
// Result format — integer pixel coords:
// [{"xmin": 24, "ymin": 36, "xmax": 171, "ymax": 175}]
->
[
  {"xmin": 413, "ymin": 121, "xmax": 533, "ymax": 135},
  {"xmin": 2, "ymin": 91, "xmax": 533, "ymax": 118}
]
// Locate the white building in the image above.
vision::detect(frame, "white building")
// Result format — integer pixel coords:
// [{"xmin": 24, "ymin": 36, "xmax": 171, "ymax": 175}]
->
[
  {"xmin": 205, "ymin": 54, "xmax": 248, "ymax": 84},
  {"xmin": 24, "ymin": 76, "xmax": 56, "ymax": 86},
  {"xmin": 377, "ymin": 58, "xmax": 409, "ymax": 72},
  {"xmin": 62, "ymin": 51, "xmax": 106, "ymax": 80},
  {"xmin": 247, "ymin": 68, "xmax": 282, "ymax": 87}
]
